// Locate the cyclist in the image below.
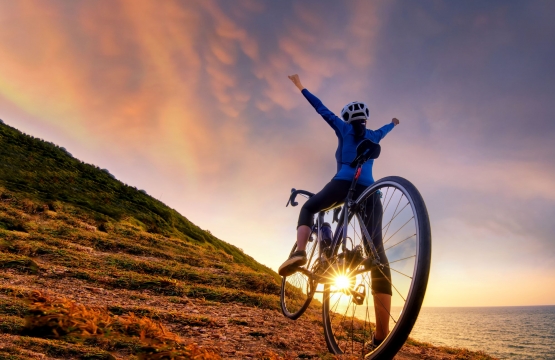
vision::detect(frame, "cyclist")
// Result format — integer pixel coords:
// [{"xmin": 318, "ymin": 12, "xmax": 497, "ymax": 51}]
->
[{"xmin": 279, "ymin": 74, "xmax": 399, "ymax": 346}]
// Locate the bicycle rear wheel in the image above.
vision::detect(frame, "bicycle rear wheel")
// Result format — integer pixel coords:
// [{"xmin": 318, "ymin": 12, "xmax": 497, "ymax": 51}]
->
[
  {"xmin": 280, "ymin": 226, "xmax": 319, "ymax": 320},
  {"xmin": 322, "ymin": 176, "xmax": 431, "ymax": 359}
]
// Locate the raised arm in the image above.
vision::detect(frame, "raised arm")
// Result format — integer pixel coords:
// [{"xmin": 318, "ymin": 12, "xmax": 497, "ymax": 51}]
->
[
  {"xmin": 368, "ymin": 118, "xmax": 400, "ymax": 142},
  {"xmin": 288, "ymin": 74, "xmax": 305, "ymax": 91},
  {"xmin": 288, "ymin": 74, "xmax": 346, "ymax": 132}
]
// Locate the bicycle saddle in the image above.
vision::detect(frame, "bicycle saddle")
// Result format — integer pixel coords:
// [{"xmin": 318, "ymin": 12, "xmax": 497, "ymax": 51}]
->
[{"xmin": 349, "ymin": 139, "xmax": 381, "ymax": 167}]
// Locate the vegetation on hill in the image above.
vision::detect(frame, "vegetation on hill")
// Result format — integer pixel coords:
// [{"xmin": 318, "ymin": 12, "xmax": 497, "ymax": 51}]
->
[{"xmin": 0, "ymin": 121, "xmax": 276, "ymax": 279}]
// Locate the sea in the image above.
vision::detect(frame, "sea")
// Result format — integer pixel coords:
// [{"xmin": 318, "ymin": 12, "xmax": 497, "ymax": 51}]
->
[{"xmin": 409, "ymin": 306, "xmax": 555, "ymax": 359}]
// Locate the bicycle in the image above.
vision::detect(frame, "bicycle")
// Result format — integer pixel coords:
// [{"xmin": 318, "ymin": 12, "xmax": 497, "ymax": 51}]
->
[{"xmin": 280, "ymin": 139, "xmax": 431, "ymax": 359}]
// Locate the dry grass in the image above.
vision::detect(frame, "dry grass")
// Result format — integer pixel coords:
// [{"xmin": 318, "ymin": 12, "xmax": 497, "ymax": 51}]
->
[
  {"xmin": 20, "ymin": 290, "xmax": 222, "ymax": 359},
  {"xmin": 24, "ymin": 291, "xmax": 177, "ymax": 342}
]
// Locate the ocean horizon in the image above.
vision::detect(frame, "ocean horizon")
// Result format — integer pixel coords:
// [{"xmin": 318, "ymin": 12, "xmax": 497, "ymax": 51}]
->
[
  {"xmin": 315, "ymin": 294, "xmax": 555, "ymax": 359},
  {"xmin": 410, "ymin": 305, "xmax": 555, "ymax": 359}
]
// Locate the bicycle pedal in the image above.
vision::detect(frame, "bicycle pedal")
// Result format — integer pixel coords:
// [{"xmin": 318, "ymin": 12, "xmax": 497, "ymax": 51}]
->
[{"xmin": 350, "ymin": 284, "xmax": 366, "ymax": 305}]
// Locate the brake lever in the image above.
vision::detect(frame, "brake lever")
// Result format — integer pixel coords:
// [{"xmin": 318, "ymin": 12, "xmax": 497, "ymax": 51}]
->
[{"xmin": 286, "ymin": 188, "xmax": 298, "ymax": 207}]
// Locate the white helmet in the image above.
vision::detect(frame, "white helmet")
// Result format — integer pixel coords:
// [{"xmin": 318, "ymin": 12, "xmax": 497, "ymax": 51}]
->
[{"xmin": 340, "ymin": 101, "xmax": 369, "ymax": 123}]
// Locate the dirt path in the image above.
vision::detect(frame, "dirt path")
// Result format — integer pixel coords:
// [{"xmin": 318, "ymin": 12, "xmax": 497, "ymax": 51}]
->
[{"xmin": 0, "ymin": 272, "xmax": 495, "ymax": 359}]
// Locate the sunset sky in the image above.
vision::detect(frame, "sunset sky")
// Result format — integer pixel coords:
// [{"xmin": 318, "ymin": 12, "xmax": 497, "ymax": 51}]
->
[{"xmin": 1, "ymin": 0, "xmax": 554, "ymax": 307}]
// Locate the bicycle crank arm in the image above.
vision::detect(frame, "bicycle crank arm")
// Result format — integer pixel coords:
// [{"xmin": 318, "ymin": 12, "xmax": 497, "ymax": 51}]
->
[{"xmin": 295, "ymin": 267, "xmax": 312, "ymax": 277}]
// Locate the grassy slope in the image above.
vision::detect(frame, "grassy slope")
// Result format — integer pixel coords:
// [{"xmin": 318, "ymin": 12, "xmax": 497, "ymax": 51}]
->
[
  {"xmin": 0, "ymin": 121, "xmax": 495, "ymax": 360},
  {"xmin": 0, "ymin": 122, "xmax": 277, "ymax": 280}
]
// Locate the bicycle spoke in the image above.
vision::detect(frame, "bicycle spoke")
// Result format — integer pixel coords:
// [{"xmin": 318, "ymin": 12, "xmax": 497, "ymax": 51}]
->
[
  {"xmin": 384, "ymin": 229, "xmax": 415, "ymax": 252},
  {"xmin": 350, "ymin": 211, "xmax": 362, "ymax": 244},
  {"xmin": 381, "ymin": 201, "xmax": 410, "ymax": 238},
  {"xmin": 329, "ymin": 292, "xmax": 344, "ymax": 324},
  {"xmin": 383, "ymin": 217, "xmax": 415, "ymax": 250},
  {"xmin": 382, "ymin": 193, "xmax": 404, "ymax": 240},
  {"xmin": 335, "ymin": 297, "xmax": 353, "ymax": 348},
  {"xmin": 372, "ymin": 282, "xmax": 398, "ymax": 325},
  {"xmin": 350, "ymin": 301, "xmax": 356, "ymax": 353},
  {"xmin": 364, "ymin": 272, "xmax": 373, "ymax": 347},
  {"xmin": 382, "ymin": 265, "xmax": 413, "ymax": 280},
  {"xmin": 306, "ymin": 237, "xmax": 318, "ymax": 265},
  {"xmin": 381, "ymin": 187, "xmax": 396, "ymax": 216},
  {"xmin": 388, "ymin": 254, "xmax": 416, "ymax": 265},
  {"xmin": 377, "ymin": 265, "xmax": 406, "ymax": 303}
]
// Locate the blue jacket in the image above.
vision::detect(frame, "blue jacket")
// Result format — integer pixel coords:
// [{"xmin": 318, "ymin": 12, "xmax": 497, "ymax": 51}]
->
[{"xmin": 302, "ymin": 88, "xmax": 394, "ymax": 186}]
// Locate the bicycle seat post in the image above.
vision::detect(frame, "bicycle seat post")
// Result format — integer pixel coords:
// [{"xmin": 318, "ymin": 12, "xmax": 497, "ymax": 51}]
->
[{"xmin": 346, "ymin": 161, "xmax": 363, "ymax": 207}]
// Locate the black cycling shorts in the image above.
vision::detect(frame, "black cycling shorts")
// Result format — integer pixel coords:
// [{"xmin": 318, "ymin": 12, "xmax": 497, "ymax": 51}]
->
[{"xmin": 297, "ymin": 179, "xmax": 392, "ymax": 296}]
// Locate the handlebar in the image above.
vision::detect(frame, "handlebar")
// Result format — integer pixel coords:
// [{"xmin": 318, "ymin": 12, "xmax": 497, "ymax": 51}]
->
[{"xmin": 286, "ymin": 188, "xmax": 315, "ymax": 207}]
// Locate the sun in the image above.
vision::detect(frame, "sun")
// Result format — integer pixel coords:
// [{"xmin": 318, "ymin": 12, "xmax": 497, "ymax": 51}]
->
[{"xmin": 335, "ymin": 274, "xmax": 351, "ymax": 290}]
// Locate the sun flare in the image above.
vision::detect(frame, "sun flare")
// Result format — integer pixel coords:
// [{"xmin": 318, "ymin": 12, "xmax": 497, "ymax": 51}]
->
[{"xmin": 335, "ymin": 275, "xmax": 351, "ymax": 290}]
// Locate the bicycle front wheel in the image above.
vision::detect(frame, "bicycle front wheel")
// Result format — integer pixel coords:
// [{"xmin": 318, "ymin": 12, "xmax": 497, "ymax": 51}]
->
[
  {"xmin": 322, "ymin": 176, "xmax": 431, "ymax": 359},
  {"xmin": 280, "ymin": 227, "xmax": 319, "ymax": 320}
]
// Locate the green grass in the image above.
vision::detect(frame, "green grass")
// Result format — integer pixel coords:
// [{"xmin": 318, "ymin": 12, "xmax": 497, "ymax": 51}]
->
[
  {"xmin": 0, "ymin": 316, "xmax": 26, "ymax": 334},
  {"xmin": 0, "ymin": 297, "xmax": 28, "ymax": 317},
  {"xmin": 0, "ymin": 122, "xmax": 277, "ymax": 278},
  {"xmin": 0, "ymin": 254, "xmax": 39, "ymax": 274}
]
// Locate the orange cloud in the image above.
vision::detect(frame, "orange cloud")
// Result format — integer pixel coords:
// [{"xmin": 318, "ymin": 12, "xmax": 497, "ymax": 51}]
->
[
  {"xmin": 202, "ymin": 0, "xmax": 259, "ymax": 61},
  {"xmin": 0, "ymin": 0, "xmax": 265, "ymax": 186}
]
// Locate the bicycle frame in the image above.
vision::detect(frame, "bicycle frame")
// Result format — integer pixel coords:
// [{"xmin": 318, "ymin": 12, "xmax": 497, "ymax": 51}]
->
[{"xmin": 287, "ymin": 158, "xmax": 382, "ymax": 285}]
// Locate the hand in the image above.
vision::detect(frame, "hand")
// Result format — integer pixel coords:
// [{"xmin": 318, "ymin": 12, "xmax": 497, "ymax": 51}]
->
[
  {"xmin": 392, "ymin": 118, "xmax": 400, "ymax": 126},
  {"xmin": 288, "ymin": 74, "xmax": 304, "ymax": 91}
]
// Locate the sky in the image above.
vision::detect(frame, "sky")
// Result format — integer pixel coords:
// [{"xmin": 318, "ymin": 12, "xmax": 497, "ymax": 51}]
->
[{"xmin": 1, "ymin": 0, "xmax": 554, "ymax": 307}]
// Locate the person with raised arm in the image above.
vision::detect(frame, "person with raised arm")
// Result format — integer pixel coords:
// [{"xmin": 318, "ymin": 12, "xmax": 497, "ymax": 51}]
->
[{"xmin": 279, "ymin": 74, "xmax": 399, "ymax": 346}]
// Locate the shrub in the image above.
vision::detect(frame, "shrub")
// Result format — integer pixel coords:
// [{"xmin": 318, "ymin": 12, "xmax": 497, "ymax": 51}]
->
[{"xmin": 22, "ymin": 291, "xmax": 222, "ymax": 359}]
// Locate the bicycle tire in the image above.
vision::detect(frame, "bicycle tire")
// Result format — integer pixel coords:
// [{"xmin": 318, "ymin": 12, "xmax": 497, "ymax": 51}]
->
[
  {"xmin": 322, "ymin": 176, "xmax": 431, "ymax": 359},
  {"xmin": 280, "ymin": 228, "xmax": 319, "ymax": 320}
]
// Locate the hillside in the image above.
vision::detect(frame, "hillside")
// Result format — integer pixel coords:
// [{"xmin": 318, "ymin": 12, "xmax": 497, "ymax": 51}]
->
[{"xmin": 0, "ymin": 120, "xmax": 496, "ymax": 359}]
